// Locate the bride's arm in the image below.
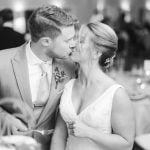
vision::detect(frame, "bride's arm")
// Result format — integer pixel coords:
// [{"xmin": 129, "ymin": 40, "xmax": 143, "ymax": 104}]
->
[
  {"xmin": 50, "ymin": 112, "xmax": 68, "ymax": 150},
  {"xmin": 73, "ymin": 88, "xmax": 135, "ymax": 150}
]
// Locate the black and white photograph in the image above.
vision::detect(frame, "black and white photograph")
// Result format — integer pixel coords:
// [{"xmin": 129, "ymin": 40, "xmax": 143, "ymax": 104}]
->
[{"xmin": 0, "ymin": 0, "xmax": 150, "ymax": 150}]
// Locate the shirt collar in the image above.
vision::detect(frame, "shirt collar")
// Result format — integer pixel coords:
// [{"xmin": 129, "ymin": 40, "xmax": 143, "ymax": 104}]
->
[{"xmin": 26, "ymin": 41, "xmax": 52, "ymax": 65}]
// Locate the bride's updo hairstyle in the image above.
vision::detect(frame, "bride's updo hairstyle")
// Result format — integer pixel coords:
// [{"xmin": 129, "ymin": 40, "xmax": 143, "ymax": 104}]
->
[{"xmin": 87, "ymin": 22, "xmax": 118, "ymax": 71}]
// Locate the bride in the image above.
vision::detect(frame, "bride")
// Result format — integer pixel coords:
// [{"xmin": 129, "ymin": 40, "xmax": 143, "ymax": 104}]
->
[{"xmin": 51, "ymin": 22, "xmax": 135, "ymax": 150}]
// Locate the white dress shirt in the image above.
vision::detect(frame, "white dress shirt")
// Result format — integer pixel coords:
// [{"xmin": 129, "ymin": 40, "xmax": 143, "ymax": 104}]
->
[{"xmin": 26, "ymin": 42, "xmax": 52, "ymax": 103}]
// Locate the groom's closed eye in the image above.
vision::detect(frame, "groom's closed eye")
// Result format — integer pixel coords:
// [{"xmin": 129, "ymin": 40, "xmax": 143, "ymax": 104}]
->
[{"xmin": 64, "ymin": 36, "xmax": 74, "ymax": 43}]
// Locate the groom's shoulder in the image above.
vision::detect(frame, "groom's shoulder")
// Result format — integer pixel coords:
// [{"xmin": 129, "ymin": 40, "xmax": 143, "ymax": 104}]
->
[
  {"xmin": 0, "ymin": 44, "xmax": 24, "ymax": 59},
  {"xmin": 0, "ymin": 44, "xmax": 25, "ymax": 68},
  {"xmin": 0, "ymin": 47, "xmax": 17, "ymax": 57}
]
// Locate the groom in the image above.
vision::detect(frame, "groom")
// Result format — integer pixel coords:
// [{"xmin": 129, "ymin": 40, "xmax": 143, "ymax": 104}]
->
[{"xmin": 0, "ymin": 5, "xmax": 78, "ymax": 150}]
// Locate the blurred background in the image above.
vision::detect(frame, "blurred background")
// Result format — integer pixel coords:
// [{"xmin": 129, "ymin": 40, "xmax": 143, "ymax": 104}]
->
[
  {"xmin": 1, "ymin": 0, "xmax": 150, "ymax": 149},
  {"xmin": 1, "ymin": 0, "xmax": 150, "ymax": 72},
  {"xmin": 0, "ymin": 2, "xmax": 150, "ymax": 94}
]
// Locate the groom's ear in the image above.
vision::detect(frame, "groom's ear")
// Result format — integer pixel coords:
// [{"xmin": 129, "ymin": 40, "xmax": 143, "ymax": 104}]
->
[{"xmin": 40, "ymin": 37, "xmax": 53, "ymax": 47}]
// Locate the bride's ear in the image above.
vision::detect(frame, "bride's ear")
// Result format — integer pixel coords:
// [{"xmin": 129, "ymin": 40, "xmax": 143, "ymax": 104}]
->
[
  {"xmin": 93, "ymin": 50, "xmax": 102, "ymax": 59},
  {"xmin": 97, "ymin": 51, "xmax": 102, "ymax": 58}
]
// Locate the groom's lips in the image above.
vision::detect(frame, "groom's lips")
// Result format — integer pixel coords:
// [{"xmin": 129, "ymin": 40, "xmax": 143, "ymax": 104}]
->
[{"xmin": 69, "ymin": 48, "xmax": 79, "ymax": 56}]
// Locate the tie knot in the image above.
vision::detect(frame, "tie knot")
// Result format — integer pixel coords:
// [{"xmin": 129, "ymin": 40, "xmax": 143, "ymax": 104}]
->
[
  {"xmin": 39, "ymin": 60, "xmax": 52, "ymax": 74},
  {"xmin": 39, "ymin": 63, "xmax": 47, "ymax": 74},
  {"xmin": 35, "ymin": 59, "xmax": 51, "ymax": 75}
]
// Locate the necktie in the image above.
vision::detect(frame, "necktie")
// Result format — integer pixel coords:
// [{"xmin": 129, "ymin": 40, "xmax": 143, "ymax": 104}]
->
[
  {"xmin": 37, "ymin": 63, "xmax": 50, "ymax": 104},
  {"xmin": 33, "ymin": 63, "xmax": 50, "ymax": 121}
]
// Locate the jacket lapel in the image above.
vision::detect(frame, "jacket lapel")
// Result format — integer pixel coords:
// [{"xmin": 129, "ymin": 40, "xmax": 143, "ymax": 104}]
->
[
  {"xmin": 36, "ymin": 59, "xmax": 68, "ymax": 126},
  {"xmin": 11, "ymin": 44, "xmax": 32, "ymax": 108}
]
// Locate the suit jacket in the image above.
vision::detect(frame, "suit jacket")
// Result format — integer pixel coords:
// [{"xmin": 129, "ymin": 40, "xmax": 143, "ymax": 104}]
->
[{"xmin": 0, "ymin": 43, "xmax": 76, "ymax": 150}]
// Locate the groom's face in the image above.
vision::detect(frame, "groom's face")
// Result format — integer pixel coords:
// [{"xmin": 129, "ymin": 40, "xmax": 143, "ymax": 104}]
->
[{"xmin": 48, "ymin": 25, "xmax": 76, "ymax": 60}]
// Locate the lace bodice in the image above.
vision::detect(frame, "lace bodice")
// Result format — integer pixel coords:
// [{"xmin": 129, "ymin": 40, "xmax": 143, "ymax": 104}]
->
[{"xmin": 59, "ymin": 79, "xmax": 122, "ymax": 150}]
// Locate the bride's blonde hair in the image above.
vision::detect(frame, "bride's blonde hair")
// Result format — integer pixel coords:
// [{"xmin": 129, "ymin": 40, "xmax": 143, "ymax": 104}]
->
[{"xmin": 86, "ymin": 22, "xmax": 118, "ymax": 71}]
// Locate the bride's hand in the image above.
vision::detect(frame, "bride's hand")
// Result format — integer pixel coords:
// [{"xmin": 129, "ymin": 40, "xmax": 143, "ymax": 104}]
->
[{"xmin": 72, "ymin": 120, "xmax": 92, "ymax": 138}]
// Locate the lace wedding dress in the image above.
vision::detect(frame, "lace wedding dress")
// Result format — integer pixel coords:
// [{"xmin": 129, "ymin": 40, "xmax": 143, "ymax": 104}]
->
[{"xmin": 59, "ymin": 79, "xmax": 122, "ymax": 150}]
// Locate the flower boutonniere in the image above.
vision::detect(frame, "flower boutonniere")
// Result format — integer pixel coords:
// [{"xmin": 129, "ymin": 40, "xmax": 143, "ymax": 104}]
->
[{"xmin": 53, "ymin": 67, "xmax": 68, "ymax": 89}]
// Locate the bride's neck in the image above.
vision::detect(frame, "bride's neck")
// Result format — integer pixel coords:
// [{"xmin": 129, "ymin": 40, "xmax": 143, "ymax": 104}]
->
[{"xmin": 78, "ymin": 63, "xmax": 104, "ymax": 87}]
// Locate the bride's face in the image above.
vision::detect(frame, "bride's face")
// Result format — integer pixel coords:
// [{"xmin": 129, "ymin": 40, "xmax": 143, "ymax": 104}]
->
[{"xmin": 70, "ymin": 26, "xmax": 93, "ymax": 63}]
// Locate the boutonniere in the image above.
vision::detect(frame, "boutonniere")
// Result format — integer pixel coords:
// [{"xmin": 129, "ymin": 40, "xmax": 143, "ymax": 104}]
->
[{"xmin": 53, "ymin": 67, "xmax": 68, "ymax": 89}]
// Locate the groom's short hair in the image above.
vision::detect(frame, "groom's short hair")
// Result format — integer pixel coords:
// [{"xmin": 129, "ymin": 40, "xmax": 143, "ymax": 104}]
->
[{"xmin": 28, "ymin": 5, "xmax": 78, "ymax": 42}]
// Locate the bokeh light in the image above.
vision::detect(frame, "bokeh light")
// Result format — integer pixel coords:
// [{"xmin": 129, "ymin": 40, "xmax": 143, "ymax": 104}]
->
[
  {"xmin": 13, "ymin": 1, "xmax": 25, "ymax": 12},
  {"xmin": 120, "ymin": 0, "xmax": 130, "ymax": 11}
]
